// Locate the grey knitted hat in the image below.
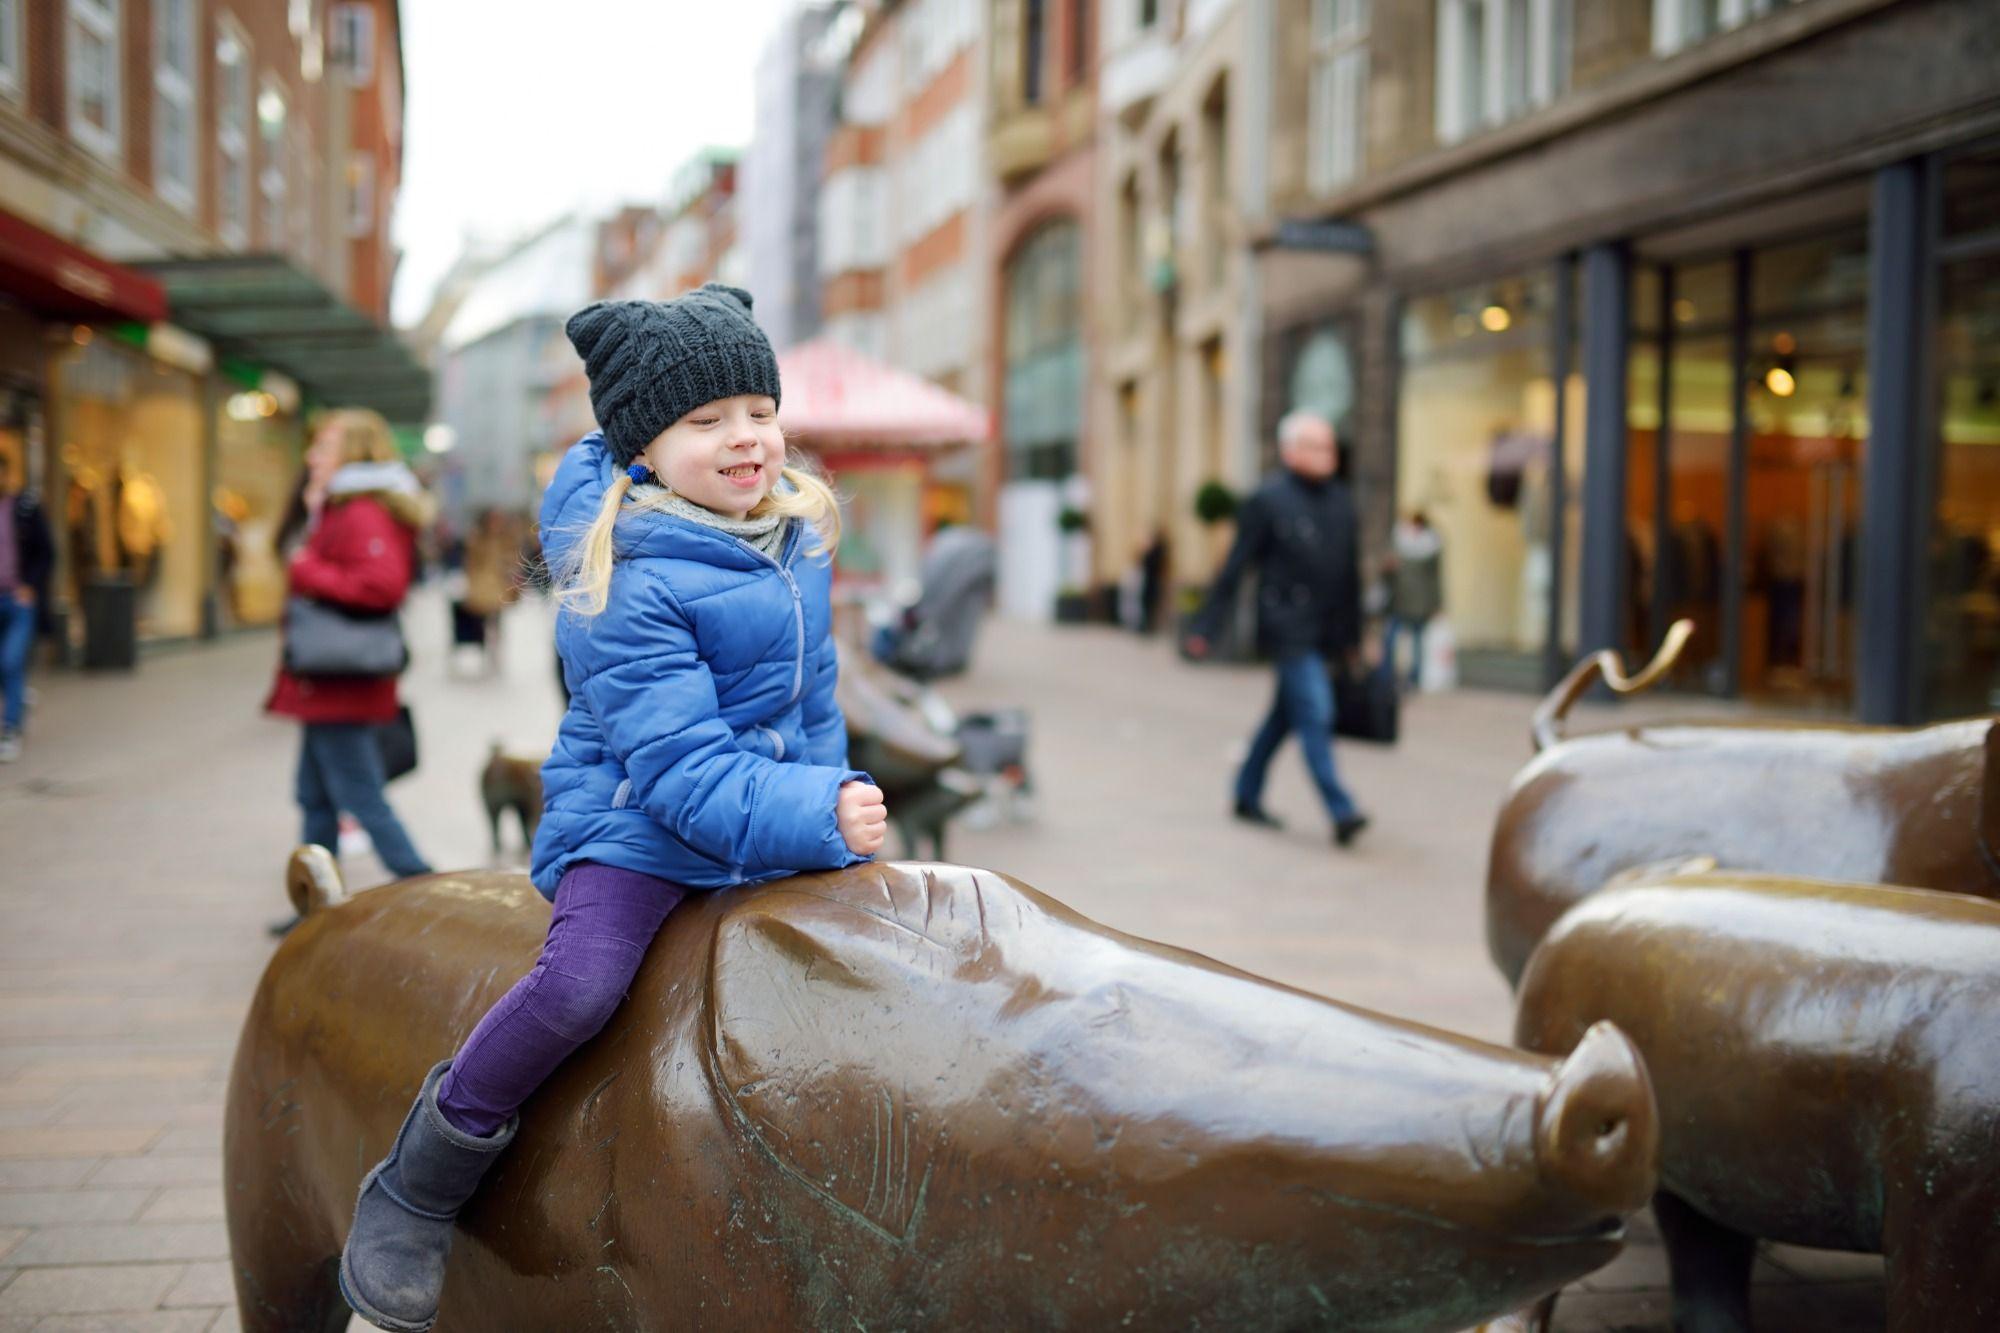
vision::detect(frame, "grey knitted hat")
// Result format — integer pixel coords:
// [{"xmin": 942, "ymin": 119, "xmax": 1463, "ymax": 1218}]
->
[{"xmin": 564, "ymin": 284, "xmax": 782, "ymax": 468}]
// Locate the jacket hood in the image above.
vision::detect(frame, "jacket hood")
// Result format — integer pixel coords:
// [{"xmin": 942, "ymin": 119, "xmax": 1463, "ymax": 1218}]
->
[
  {"xmin": 541, "ymin": 432, "xmax": 794, "ymax": 579},
  {"xmin": 328, "ymin": 460, "xmax": 431, "ymax": 529}
]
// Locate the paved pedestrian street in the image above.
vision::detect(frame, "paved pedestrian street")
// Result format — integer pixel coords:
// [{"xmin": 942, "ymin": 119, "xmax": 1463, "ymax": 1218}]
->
[{"xmin": 0, "ymin": 591, "xmax": 1883, "ymax": 1330}]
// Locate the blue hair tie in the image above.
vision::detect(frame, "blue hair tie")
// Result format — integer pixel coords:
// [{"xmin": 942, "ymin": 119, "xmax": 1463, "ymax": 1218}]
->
[{"xmin": 626, "ymin": 463, "xmax": 651, "ymax": 485}]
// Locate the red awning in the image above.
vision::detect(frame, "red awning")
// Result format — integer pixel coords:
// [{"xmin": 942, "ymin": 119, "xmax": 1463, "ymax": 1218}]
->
[
  {"xmin": 777, "ymin": 338, "xmax": 992, "ymax": 448},
  {"xmin": 0, "ymin": 207, "xmax": 168, "ymax": 324}
]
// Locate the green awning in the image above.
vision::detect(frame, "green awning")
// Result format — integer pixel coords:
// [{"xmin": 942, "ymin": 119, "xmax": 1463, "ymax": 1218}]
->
[{"xmin": 135, "ymin": 254, "xmax": 431, "ymax": 424}]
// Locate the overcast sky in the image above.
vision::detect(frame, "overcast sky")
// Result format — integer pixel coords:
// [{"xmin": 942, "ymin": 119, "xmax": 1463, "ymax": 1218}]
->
[{"xmin": 390, "ymin": 0, "xmax": 795, "ymax": 327}]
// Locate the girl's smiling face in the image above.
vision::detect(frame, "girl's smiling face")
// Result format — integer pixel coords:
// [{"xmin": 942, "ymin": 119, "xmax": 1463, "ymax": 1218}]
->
[{"xmin": 640, "ymin": 394, "xmax": 784, "ymax": 519}]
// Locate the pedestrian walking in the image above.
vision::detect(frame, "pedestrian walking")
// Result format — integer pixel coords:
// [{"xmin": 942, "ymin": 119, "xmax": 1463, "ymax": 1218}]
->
[
  {"xmin": 457, "ymin": 507, "xmax": 521, "ymax": 674},
  {"xmin": 1383, "ymin": 510, "xmax": 1444, "ymax": 691},
  {"xmin": 1186, "ymin": 410, "xmax": 1371, "ymax": 847},
  {"xmin": 337, "ymin": 285, "xmax": 889, "ymax": 1333},
  {"xmin": 265, "ymin": 410, "xmax": 434, "ymax": 928},
  {"xmin": 0, "ymin": 435, "xmax": 53, "ymax": 763}
]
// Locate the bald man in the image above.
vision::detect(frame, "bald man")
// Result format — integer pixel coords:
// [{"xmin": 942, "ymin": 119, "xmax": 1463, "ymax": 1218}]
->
[{"xmin": 1187, "ymin": 411, "xmax": 1369, "ymax": 847}]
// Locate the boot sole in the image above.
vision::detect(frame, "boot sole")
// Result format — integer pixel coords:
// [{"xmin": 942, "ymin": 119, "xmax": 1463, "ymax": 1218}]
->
[{"xmin": 338, "ymin": 1252, "xmax": 436, "ymax": 1333}]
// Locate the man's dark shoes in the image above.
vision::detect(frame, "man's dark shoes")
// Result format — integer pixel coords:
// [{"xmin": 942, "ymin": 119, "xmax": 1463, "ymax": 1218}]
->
[
  {"xmin": 1334, "ymin": 814, "xmax": 1371, "ymax": 847},
  {"xmin": 1233, "ymin": 803, "xmax": 1285, "ymax": 831}
]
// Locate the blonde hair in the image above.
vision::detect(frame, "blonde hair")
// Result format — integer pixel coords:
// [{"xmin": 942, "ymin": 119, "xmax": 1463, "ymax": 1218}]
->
[
  {"xmin": 558, "ymin": 455, "xmax": 842, "ymax": 617},
  {"xmin": 316, "ymin": 408, "xmax": 400, "ymax": 466}
]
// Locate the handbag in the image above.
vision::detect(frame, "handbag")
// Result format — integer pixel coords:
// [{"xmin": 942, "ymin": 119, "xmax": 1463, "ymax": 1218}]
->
[
  {"xmin": 1332, "ymin": 660, "xmax": 1399, "ymax": 744},
  {"xmin": 376, "ymin": 705, "xmax": 418, "ymax": 783},
  {"xmin": 283, "ymin": 595, "xmax": 408, "ymax": 677}
]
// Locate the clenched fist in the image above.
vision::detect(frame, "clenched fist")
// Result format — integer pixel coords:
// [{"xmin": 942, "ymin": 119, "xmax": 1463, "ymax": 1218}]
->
[{"xmin": 837, "ymin": 781, "xmax": 889, "ymax": 857}]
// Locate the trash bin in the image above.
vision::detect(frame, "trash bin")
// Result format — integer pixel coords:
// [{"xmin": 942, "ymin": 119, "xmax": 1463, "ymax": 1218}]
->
[{"xmin": 82, "ymin": 576, "xmax": 138, "ymax": 670}]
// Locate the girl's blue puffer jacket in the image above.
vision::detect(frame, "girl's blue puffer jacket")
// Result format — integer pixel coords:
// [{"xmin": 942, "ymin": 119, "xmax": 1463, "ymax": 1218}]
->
[{"xmin": 529, "ymin": 433, "xmax": 871, "ymax": 898}]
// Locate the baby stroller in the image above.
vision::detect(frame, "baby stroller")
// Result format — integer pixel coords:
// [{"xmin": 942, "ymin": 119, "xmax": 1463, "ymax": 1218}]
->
[{"xmin": 870, "ymin": 526, "xmax": 996, "ymax": 682}]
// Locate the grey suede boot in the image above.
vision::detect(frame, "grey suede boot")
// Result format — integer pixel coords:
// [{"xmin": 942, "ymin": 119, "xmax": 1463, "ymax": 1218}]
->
[{"xmin": 338, "ymin": 1061, "xmax": 517, "ymax": 1332}]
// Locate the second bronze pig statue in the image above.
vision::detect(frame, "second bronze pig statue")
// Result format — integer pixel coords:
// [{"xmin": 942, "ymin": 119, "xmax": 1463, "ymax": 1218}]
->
[
  {"xmin": 226, "ymin": 854, "xmax": 1659, "ymax": 1332},
  {"xmin": 1514, "ymin": 872, "xmax": 2000, "ymax": 1332},
  {"xmin": 1486, "ymin": 621, "xmax": 2000, "ymax": 985}
]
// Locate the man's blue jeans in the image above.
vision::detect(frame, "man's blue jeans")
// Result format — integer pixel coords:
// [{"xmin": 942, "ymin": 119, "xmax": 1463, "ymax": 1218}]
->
[
  {"xmin": 1384, "ymin": 615, "xmax": 1428, "ymax": 688},
  {"xmin": 296, "ymin": 722, "xmax": 432, "ymax": 878},
  {"xmin": 1234, "ymin": 650, "xmax": 1360, "ymax": 823},
  {"xmin": 0, "ymin": 597, "xmax": 34, "ymax": 733}
]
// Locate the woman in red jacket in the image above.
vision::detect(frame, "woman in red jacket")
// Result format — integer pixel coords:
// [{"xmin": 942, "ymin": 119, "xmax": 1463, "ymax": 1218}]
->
[{"xmin": 267, "ymin": 410, "xmax": 434, "ymax": 902}]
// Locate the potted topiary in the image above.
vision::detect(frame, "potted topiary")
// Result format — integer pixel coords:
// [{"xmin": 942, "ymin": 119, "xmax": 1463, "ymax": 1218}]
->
[{"xmin": 1053, "ymin": 506, "xmax": 1094, "ymax": 623}]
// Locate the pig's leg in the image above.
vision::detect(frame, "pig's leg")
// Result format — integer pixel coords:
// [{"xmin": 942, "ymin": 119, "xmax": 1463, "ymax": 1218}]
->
[
  {"xmin": 233, "ymin": 1254, "xmax": 350, "ymax": 1333},
  {"xmin": 1883, "ymin": 1180, "xmax": 2000, "ymax": 1332},
  {"xmin": 1652, "ymin": 1190, "xmax": 1754, "ymax": 1333}
]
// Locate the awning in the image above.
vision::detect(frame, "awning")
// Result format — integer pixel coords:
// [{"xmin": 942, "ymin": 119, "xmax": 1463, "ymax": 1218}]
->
[
  {"xmin": 0, "ymin": 206, "xmax": 167, "ymax": 324},
  {"xmin": 777, "ymin": 339, "xmax": 991, "ymax": 448},
  {"xmin": 135, "ymin": 255, "xmax": 430, "ymax": 423}
]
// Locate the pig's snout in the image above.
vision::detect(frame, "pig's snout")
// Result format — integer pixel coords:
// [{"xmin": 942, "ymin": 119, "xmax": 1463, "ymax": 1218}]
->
[{"xmin": 1533, "ymin": 1022, "xmax": 1659, "ymax": 1232}]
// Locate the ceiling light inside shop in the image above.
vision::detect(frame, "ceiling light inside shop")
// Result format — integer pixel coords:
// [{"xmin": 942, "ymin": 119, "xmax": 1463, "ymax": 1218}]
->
[
  {"xmin": 1480, "ymin": 304, "xmax": 1512, "ymax": 332},
  {"xmin": 1772, "ymin": 331, "xmax": 1797, "ymax": 355},
  {"xmin": 1673, "ymin": 298, "xmax": 1697, "ymax": 325},
  {"xmin": 1765, "ymin": 366, "xmax": 1797, "ymax": 397},
  {"xmin": 226, "ymin": 392, "xmax": 263, "ymax": 422},
  {"xmin": 424, "ymin": 424, "xmax": 456, "ymax": 454},
  {"xmin": 72, "ymin": 326, "xmax": 92, "ymax": 345}
]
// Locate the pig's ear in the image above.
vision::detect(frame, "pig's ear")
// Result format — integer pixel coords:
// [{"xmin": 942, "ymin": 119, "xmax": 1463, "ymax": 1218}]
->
[{"xmin": 708, "ymin": 880, "xmax": 973, "ymax": 1242}]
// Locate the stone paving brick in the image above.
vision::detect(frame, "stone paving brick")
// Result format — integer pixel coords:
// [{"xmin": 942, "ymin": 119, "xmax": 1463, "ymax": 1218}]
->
[
  {"xmin": 203, "ymin": 1308, "xmax": 238, "ymax": 1333},
  {"xmin": 140, "ymin": 1188, "xmax": 225, "ymax": 1223},
  {"xmin": 160, "ymin": 1261, "xmax": 233, "ymax": 1308},
  {"xmin": 0, "ymin": 1163, "xmax": 96, "ymax": 1191},
  {"xmin": 80, "ymin": 1158, "xmax": 222, "ymax": 1190},
  {"xmin": 0, "ymin": 1232, "xmax": 20, "ymax": 1263},
  {"xmin": 0, "ymin": 1129, "xmax": 158, "ymax": 1161},
  {"xmin": 29, "ymin": 1313, "xmax": 217, "ymax": 1332},
  {"xmin": 4, "ymin": 1222, "xmax": 229, "ymax": 1266},
  {"xmin": 0, "ymin": 1264, "xmax": 181, "ymax": 1317},
  {"xmin": 1762, "ymin": 1244, "xmax": 1887, "ymax": 1282},
  {"xmin": 0, "ymin": 1193, "xmax": 151, "ymax": 1226},
  {"xmin": 143, "ymin": 1131, "xmax": 223, "ymax": 1158},
  {"xmin": 0, "ymin": 1084, "xmax": 69, "ymax": 1109}
]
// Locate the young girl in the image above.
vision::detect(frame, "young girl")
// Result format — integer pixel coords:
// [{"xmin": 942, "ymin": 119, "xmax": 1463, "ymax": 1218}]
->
[{"xmin": 339, "ymin": 284, "xmax": 888, "ymax": 1333}]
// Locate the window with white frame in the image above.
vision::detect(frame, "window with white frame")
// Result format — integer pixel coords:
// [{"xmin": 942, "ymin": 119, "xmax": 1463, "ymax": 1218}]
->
[
  {"xmin": 67, "ymin": 0, "xmax": 123, "ymax": 160},
  {"xmin": 346, "ymin": 153, "xmax": 376, "ymax": 238},
  {"xmin": 290, "ymin": 121, "xmax": 312, "ymax": 260},
  {"xmin": 216, "ymin": 22, "xmax": 251, "ymax": 246},
  {"xmin": 1652, "ymin": 0, "xmax": 1792, "ymax": 55},
  {"xmin": 332, "ymin": 3, "xmax": 375, "ymax": 84},
  {"xmin": 0, "ymin": 0, "xmax": 24, "ymax": 102},
  {"xmin": 1308, "ymin": 0, "xmax": 1368, "ymax": 194},
  {"xmin": 1435, "ymin": 0, "xmax": 1571, "ymax": 144},
  {"xmin": 258, "ymin": 81, "xmax": 288, "ymax": 250},
  {"xmin": 818, "ymin": 167, "xmax": 887, "ymax": 273},
  {"xmin": 153, "ymin": 0, "xmax": 198, "ymax": 210}
]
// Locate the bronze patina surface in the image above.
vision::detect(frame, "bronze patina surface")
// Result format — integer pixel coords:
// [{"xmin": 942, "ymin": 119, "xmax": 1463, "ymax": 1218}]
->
[
  {"xmin": 227, "ymin": 856, "xmax": 1658, "ymax": 1332},
  {"xmin": 1514, "ymin": 873, "xmax": 2000, "ymax": 1332},
  {"xmin": 1486, "ymin": 623, "xmax": 2000, "ymax": 984}
]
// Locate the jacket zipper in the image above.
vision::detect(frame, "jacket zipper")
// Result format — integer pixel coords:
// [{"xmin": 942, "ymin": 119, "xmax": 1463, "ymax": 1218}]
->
[{"xmin": 733, "ymin": 528, "xmax": 807, "ymax": 704}]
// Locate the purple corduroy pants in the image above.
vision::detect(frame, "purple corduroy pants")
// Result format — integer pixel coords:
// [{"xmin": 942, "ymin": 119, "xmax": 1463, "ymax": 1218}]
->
[{"xmin": 435, "ymin": 862, "xmax": 688, "ymax": 1137}]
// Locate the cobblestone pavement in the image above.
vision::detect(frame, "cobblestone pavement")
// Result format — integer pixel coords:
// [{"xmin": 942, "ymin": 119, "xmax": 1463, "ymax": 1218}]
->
[{"xmin": 0, "ymin": 589, "xmax": 1884, "ymax": 1331}]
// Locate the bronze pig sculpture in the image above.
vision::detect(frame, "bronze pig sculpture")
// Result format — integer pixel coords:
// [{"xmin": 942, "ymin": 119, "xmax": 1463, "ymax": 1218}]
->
[
  {"xmin": 1512, "ymin": 872, "xmax": 2000, "ymax": 1331},
  {"xmin": 227, "ymin": 853, "xmax": 1659, "ymax": 1332},
  {"xmin": 1486, "ymin": 620, "xmax": 2000, "ymax": 985}
]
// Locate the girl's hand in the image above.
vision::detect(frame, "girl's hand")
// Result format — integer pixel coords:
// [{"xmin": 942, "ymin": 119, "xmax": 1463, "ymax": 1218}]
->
[{"xmin": 837, "ymin": 781, "xmax": 888, "ymax": 857}]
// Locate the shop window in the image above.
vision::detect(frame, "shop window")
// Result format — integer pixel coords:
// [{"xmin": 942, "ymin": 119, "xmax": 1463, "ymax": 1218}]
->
[
  {"xmin": 1309, "ymin": 0, "xmax": 1368, "ymax": 193},
  {"xmin": 1436, "ymin": 0, "xmax": 1571, "ymax": 145},
  {"xmin": 258, "ymin": 81, "xmax": 288, "ymax": 251},
  {"xmin": 1653, "ymin": 0, "xmax": 1795, "ymax": 56},
  {"xmin": 216, "ymin": 22, "xmax": 251, "ymax": 247},
  {"xmin": 1139, "ymin": 0, "xmax": 1158, "ymax": 29},
  {"xmin": 67, "ymin": 0, "xmax": 122, "ymax": 162},
  {"xmin": 346, "ymin": 153, "xmax": 376, "ymax": 238},
  {"xmin": 1004, "ymin": 221, "xmax": 1084, "ymax": 480},
  {"xmin": 154, "ymin": 0, "xmax": 198, "ymax": 212},
  {"xmin": 0, "ymin": 0, "xmax": 24, "ymax": 103},
  {"xmin": 332, "ymin": 3, "xmax": 375, "ymax": 84}
]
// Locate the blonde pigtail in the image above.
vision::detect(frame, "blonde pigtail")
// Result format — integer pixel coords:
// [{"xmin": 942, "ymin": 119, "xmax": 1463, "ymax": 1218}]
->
[
  {"xmin": 754, "ymin": 462, "xmax": 842, "ymax": 557},
  {"xmin": 556, "ymin": 472, "xmax": 635, "ymax": 617}
]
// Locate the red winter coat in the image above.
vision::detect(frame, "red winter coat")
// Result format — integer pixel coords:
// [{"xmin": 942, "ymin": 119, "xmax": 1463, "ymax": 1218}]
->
[{"xmin": 264, "ymin": 483, "xmax": 424, "ymax": 725}]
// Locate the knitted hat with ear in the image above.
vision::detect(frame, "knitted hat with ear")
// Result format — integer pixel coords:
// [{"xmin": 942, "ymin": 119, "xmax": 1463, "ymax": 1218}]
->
[{"xmin": 564, "ymin": 283, "xmax": 782, "ymax": 468}]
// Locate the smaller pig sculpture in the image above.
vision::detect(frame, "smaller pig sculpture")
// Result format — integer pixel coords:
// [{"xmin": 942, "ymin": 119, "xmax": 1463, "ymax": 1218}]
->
[
  {"xmin": 1513, "ymin": 872, "xmax": 2000, "ymax": 1332},
  {"xmin": 226, "ymin": 853, "xmax": 1660, "ymax": 1333}
]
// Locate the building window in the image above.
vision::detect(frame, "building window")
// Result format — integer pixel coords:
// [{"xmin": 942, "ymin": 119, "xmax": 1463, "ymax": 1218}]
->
[
  {"xmin": 1201, "ymin": 79, "xmax": 1228, "ymax": 285},
  {"xmin": 1139, "ymin": 0, "xmax": 1158, "ymax": 29},
  {"xmin": 258, "ymin": 81, "xmax": 288, "ymax": 250},
  {"xmin": 332, "ymin": 3, "xmax": 375, "ymax": 84},
  {"xmin": 1653, "ymin": 0, "xmax": 1793, "ymax": 55},
  {"xmin": 346, "ymin": 153, "xmax": 376, "ymax": 238},
  {"xmin": 0, "ymin": 0, "xmax": 23, "ymax": 102},
  {"xmin": 153, "ymin": 0, "xmax": 198, "ymax": 210},
  {"xmin": 67, "ymin": 0, "xmax": 122, "ymax": 161},
  {"xmin": 1024, "ymin": 0, "xmax": 1045, "ymax": 104},
  {"xmin": 290, "ymin": 122, "xmax": 313, "ymax": 261},
  {"xmin": 216, "ymin": 23, "xmax": 251, "ymax": 246},
  {"xmin": 1436, "ymin": 0, "xmax": 1571, "ymax": 145},
  {"xmin": 1004, "ymin": 222, "xmax": 1083, "ymax": 479},
  {"xmin": 1068, "ymin": 0, "xmax": 1090, "ymax": 85},
  {"xmin": 1309, "ymin": 0, "xmax": 1368, "ymax": 193}
]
